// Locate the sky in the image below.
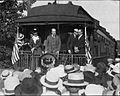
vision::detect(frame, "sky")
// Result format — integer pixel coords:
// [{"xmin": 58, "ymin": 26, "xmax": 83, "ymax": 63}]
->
[{"xmin": 28, "ymin": 0, "xmax": 120, "ymax": 40}]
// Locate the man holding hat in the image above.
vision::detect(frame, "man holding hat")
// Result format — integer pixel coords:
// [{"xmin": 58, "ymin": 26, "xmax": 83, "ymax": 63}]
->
[
  {"xmin": 73, "ymin": 29, "xmax": 85, "ymax": 54},
  {"xmin": 67, "ymin": 28, "xmax": 85, "ymax": 54},
  {"xmin": 67, "ymin": 28, "xmax": 78, "ymax": 54},
  {"xmin": 29, "ymin": 28, "xmax": 43, "ymax": 70}
]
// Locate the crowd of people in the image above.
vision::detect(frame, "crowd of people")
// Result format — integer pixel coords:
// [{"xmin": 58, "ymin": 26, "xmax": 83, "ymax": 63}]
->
[{"xmin": 0, "ymin": 57, "xmax": 120, "ymax": 96}]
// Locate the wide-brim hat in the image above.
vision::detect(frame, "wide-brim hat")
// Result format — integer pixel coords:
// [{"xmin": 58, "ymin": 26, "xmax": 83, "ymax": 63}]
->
[
  {"xmin": 0, "ymin": 70, "xmax": 13, "ymax": 80},
  {"xmin": 40, "ymin": 53, "xmax": 57, "ymax": 68},
  {"xmin": 63, "ymin": 72, "xmax": 88, "ymax": 86},
  {"xmin": 63, "ymin": 80, "xmax": 88, "ymax": 87},
  {"xmin": 65, "ymin": 65, "xmax": 79, "ymax": 73},
  {"xmin": 40, "ymin": 75, "xmax": 61, "ymax": 88},
  {"xmin": 40, "ymin": 69, "xmax": 61, "ymax": 88},
  {"xmin": 2, "ymin": 88, "xmax": 15, "ymax": 95},
  {"xmin": 3, "ymin": 76, "xmax": 20, "ymax": 95}
]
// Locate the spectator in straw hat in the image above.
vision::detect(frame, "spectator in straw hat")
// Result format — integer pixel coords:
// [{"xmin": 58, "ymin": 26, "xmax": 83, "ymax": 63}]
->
[
  {"xmin": 0, "ymin": 70, "xmax": 13, "ymax": 80},
  {"xmin": 49, "ymin": 64, "xmax": 67, "ymax": 93},
  {"xmin": 3, "ymin": 73, "xmax": 20, "ymax": 96},
  {"xmin": 40, "ymin": 69, "xmax": 62, "ymax": 95},
  {"xmin": 63, "ymin": 72, "xmax": 88, "ymax": 95},
  {"xmin": 15, "ymin": 78, "xmax": 42, "ymax": 96},
  {"xmin": 64, "ymin": 65, "xmax": 80, "ymax": 74},
  {"xmin": 0, "ymin": 69, "xmax": 13, "ymax": 93}
]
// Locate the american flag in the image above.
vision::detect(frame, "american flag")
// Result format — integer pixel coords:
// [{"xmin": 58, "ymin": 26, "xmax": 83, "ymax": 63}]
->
[
  {"xmin": 85, "ymin": 27, "xmax": 92, "ymax": 64},
  {"xmin": 11, "ymin": 32, "xmax": 24, "ymax": 64}
]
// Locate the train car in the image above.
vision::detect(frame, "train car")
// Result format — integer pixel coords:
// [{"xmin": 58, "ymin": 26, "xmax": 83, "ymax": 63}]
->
[
  {"xmin": 15, "ymin": 2, "xmax": 116, "ymax": 69},
  {"xmin": 91, "ymin": 25, "xmax": 117, "ymax": 65}
]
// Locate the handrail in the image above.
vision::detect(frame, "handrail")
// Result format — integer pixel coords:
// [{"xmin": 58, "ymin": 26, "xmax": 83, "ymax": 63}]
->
[{"xmin": 16, "ymin": 50, "xmax": 86, "ymax": 70}]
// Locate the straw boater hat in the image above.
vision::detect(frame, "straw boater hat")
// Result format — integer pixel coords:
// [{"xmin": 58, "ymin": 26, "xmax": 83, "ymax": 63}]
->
[
  {"xmin": 3, "ymin": 75, "xmax": 20, "ymax": 95},
  {"xmin": 40, "ymin": 69, "xmax": 61, "ymax": 88},
  {"xmin": 63, "ymin": 72, "xmax": 88, "ymax": 86},
  {"xmin": 0, "ymin": 70, "xmax": 13, "ymax": 80},
  {"xmin": 64, "ymin": 65, "xmax": 79, "ymax": 73},
  {"xmin": 50, "ymin": 64, "xmax": 67, "ymax": 78}
]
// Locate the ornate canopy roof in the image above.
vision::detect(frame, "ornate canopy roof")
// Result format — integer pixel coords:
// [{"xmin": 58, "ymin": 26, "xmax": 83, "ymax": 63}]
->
[{"xmin": 16, "ymin": 2, "xmax": 96, "ymax": 25}]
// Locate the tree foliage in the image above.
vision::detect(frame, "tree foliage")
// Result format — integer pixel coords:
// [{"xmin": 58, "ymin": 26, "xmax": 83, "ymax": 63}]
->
[{"xmin": 0, "ymin": 0, "xmax": 27, "ymax": 68}]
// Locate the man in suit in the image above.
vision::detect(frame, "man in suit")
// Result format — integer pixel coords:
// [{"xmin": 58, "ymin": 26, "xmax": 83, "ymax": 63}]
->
[
  {"xmin": 45, "ymin": 28, "xmax": 61, "ymax": 55},
  {"xmin": 29, "ymin": 29, "xmax": 42, "ymax": 70},
  {"xmin": 73, "ymin": 29, "xmax": 85, "ymax": 54},
  {"xmin": 67, "ymin": 28, "xmax": 78, "ymax": 54}
]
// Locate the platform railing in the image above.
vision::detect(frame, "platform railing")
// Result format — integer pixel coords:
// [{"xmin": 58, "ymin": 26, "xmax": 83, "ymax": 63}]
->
[{"xmin": 15, "ymin": 51, "xmax": 86, "ymax": 69}]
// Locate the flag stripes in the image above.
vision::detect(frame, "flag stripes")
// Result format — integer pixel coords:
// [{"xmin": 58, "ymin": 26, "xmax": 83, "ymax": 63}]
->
[
  {"xmin": 11, "ymin": 33, "xmax": 24, "ymax": 64},
  {"xmin": 85, "ymin": 26, "xmax": 92, "ymax": 64},
  {"xmin": 11, "ymin": 43, "xmax": 20, "ymax": 64},
  {"xmin": 85, "ymin": 40, "xmax": 92, "ymax": 64}
]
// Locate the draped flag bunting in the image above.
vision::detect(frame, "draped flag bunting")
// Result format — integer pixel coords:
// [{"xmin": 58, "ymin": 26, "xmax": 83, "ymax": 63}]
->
[
  {"xmin": 11, "ymin": 28, "xmax": 24, "ymax": 64},
  {"xmin": 85, "ymin": 26, "xmax": 92, "ymax": 64}
]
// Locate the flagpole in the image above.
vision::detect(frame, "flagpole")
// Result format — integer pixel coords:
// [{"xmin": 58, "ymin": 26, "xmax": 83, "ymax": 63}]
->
[
  {"xmin": 85, "ymin": 24, "xmax": 87, "ymax": 65},
  {"xmin": 16, "ymin": 24, "xmax": 19, "ymax": 41}
]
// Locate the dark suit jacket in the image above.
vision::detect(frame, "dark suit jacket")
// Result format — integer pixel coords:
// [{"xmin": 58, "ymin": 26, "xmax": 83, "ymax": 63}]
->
[
  {"xmin": 67, "ymin": 34, "xmax": 76, "ymax": 53},
  {"xmin": 73, "ymin": 35, "xmax": 85, "ymax": 54},
  {"xmin": 67, "ymin": 34, "xmax": 85, "ymax": 54}
]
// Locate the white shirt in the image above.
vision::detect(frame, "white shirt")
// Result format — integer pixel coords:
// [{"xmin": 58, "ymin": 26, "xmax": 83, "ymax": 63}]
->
[{"xmin": 32, "ymin": 36, "xmax": 39, "ymax": 44}]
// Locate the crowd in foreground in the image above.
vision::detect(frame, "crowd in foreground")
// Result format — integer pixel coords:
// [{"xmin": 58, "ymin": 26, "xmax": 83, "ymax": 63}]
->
[{"xmin": 0, "ymin": 57, "xmax": 120, "ymax": 96}]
